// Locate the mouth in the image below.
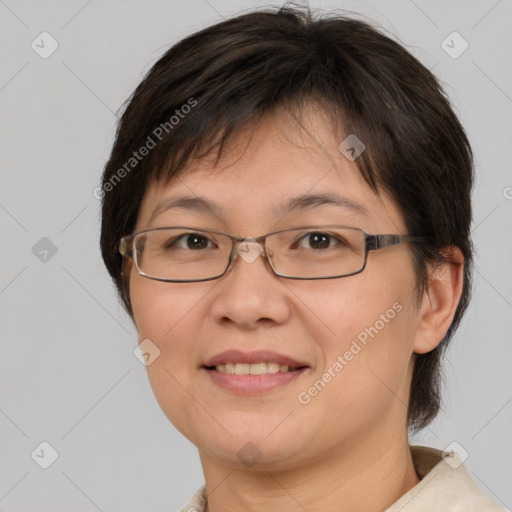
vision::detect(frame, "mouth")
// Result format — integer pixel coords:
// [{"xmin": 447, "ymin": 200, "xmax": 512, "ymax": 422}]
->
[
  {"xmin": 201, "ymin": 361, "xmax": 310, "ymax": 396},
  {"xmin": 203, "ymin": 362, "xmax": 308, "ymax": 375},
  {"xmin": 200, "ymin": 351, "xmax": 310, "ymax": 395}
]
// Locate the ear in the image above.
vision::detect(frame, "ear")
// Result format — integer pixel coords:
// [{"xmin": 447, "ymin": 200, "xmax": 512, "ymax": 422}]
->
[
  {"xmin": 412, "ymin": 247, "xmax": 465, "ymax": 354},
  {"xmin": 121, "ymin": 254, "xmax": 134, "ymax": 277}
]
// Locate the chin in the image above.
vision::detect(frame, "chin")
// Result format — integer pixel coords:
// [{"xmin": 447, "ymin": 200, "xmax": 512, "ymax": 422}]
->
[{"xmin": 191, "ymin": 426, "xmax": 311, "ymax": 470}]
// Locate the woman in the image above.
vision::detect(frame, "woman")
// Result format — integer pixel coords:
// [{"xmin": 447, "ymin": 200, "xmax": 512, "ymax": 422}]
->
[{"xmin": 100, "ymin": 4, "xmax": 503, "ymax": 511}]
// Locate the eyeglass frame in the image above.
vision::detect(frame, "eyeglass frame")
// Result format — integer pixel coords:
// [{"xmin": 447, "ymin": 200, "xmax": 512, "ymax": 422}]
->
[{"xmin": 119, "ymin": 225, "xmax": 426, "ymax": 283}]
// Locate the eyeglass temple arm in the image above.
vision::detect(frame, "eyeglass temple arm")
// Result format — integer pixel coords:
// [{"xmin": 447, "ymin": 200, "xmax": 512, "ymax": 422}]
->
[{"xmin": 366, "ymin": 234, "xmax": 425, "ymax": 251}]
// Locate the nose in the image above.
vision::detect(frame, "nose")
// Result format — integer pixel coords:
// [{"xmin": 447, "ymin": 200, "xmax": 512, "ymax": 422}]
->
[
  {"xmin": 226, "ymin": 237, "xmax": 281, "ymax": 278},
  {"xmin": 209, "ymin": 238, "xmax": 291, "ymax": 329}
]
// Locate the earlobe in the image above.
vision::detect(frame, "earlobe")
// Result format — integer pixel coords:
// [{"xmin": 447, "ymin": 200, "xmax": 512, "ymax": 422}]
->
[{"xmin": 412, "ymin": 247, "xmax": 465, "ymax": 355}]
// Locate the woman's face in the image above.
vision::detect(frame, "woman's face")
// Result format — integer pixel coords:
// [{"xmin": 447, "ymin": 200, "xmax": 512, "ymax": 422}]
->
[{"xmin": 129, "ymin": 107, "xmax": 422, "ymax": 471}]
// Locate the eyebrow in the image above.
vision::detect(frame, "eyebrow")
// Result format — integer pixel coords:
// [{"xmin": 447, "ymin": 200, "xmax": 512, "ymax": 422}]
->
[{"xmin": 148, "ymin": 192, "xmax": 369, "ymax": 224}]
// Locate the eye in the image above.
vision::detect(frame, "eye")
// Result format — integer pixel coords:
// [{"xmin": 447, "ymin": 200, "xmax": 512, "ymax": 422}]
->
[
  {"xmin": 166, "ymin": 233, "xmax": 214, "ymax": 250},
  {"xmin": 296, "ymin": 232, "xmax": 344, "ymax": 250}
]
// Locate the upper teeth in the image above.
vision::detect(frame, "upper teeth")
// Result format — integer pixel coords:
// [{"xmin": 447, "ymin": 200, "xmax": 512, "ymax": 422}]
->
[{"xmin": 215, "ymin": 362, "xmax": 295, "ymax": 375}]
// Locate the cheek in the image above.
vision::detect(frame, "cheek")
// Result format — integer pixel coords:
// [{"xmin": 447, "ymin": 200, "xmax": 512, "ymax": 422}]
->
[
  {"xmin": 129, "ymin": 275, "xmax": 214, "ymax": 436},
  {"xmin": 293, "ymin": 255, "xmax": 418, "ymax": 398},
  {"xmin": 292, "ymin": 265, "xmax": 416, "ymax": 355},
  {"xmin": 292, "ymin": 284, "xmax": 417, "ymax": 442},
  {"xmin": 130, "ymin": 271, "xmax": 207, "ymax": 340},
  {"xmin": 129, "ymin": 274, "xmax": 209, "ymax": 384}
]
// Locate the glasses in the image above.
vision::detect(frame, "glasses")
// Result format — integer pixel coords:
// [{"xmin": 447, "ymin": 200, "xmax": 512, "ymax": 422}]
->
[{"xmin": 119, "ymin": 225, "xmax": 425, "ymax": 282}]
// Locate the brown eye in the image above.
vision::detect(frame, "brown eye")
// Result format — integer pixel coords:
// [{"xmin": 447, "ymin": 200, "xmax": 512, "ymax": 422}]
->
[
  {"xmin": 165, "ymin": 233, "xmax": 213, "ymax": 250},
  {"xmin": 295, "ymin": 232, "xmax": 345, "ymax": 250}
]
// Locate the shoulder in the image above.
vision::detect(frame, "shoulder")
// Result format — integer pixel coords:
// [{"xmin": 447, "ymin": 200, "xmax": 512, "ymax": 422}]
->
[
  {"xmin": 386, "ymin": 445, "xmax": 505, "ymax": 511},
  {"xmin": 179, "ymin": 485, "xmax": 207, "ymax": 512}
]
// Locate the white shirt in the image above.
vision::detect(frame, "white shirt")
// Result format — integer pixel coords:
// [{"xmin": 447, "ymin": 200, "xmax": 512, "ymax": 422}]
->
[{"xmin": 179, "ymin": 445, "xmax": 505, "ymax": 511}]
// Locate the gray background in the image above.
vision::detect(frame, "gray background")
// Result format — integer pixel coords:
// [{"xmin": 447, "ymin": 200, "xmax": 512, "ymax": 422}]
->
[{"xmin": 1, "ymin": 0, "xmax": 511, "ymax": 510}]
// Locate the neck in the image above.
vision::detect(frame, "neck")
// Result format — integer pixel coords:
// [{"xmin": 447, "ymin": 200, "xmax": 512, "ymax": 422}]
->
[{"xmin": 199, "ymin": 426, "xmax": 420, "ymax": 512}]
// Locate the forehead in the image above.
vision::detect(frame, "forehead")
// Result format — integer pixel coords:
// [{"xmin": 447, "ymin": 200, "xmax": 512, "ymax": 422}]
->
[{"xmin": 136, "ymin": 107, "xmax": 405, "ymax": 234}]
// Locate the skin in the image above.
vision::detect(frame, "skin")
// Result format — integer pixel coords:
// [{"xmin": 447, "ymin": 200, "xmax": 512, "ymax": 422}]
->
[{"xmin": 128, "ymin": 105, "xmax": 464, "ymax": 512}]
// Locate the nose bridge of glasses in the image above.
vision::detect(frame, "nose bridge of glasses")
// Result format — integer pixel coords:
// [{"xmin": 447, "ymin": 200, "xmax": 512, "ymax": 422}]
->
[{"xmin": 232, "ymin": 237, "xmax": 267, "ymax": 265}]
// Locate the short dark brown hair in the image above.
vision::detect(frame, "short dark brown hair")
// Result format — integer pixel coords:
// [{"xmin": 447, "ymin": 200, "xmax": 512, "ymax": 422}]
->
[{"xmin": 100, "ymin": 3, "xmax": 474, "ymax": 432}]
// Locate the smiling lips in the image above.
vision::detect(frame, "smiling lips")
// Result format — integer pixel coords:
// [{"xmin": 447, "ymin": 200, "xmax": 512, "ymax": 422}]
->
[
  {"xmin": 202, "ymin": 349, "xmax": 310, "ymax": 394},
  {"xmin": 203, "ymin": 349, "xmax": 308, "ymax": 370},
  {"xmin": 215, "ymin": 362, "xmax": 298, "ymax": 375}
]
